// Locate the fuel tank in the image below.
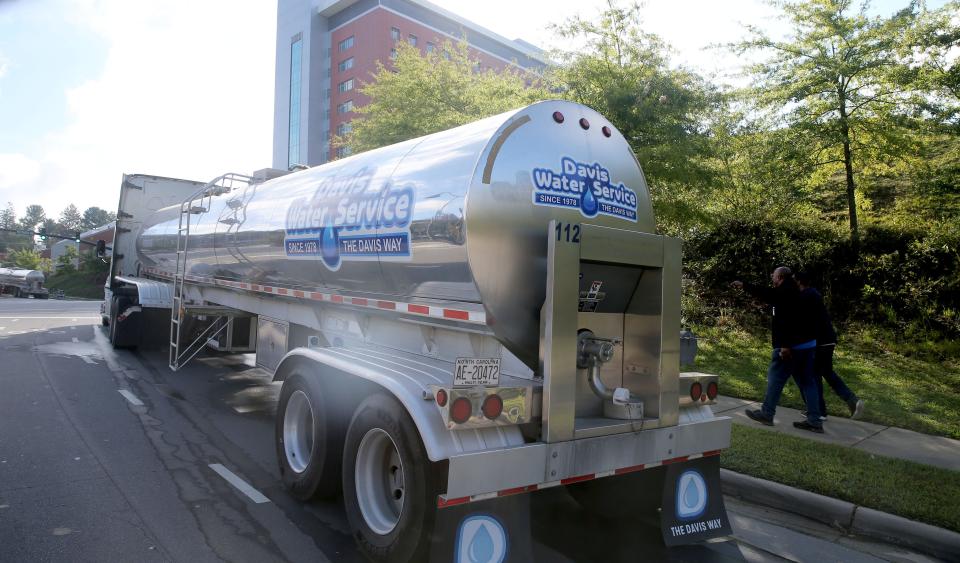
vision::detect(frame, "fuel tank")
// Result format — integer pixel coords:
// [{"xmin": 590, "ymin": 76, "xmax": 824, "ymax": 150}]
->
[
  {"xmin": 0, "ymin": 268, "xmax": 45, "ymax": 285},
  {"xmin": 137, "ymin": 100, "xmax": 656, "ymax": 368}
]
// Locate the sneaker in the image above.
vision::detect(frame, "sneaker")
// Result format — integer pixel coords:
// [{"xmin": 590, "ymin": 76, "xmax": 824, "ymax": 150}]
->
[
  {"xmin": 793, "ymin": 420, "xmax": 824, "ymax": 434},
  {"xmin": 746, "ymin": 409, "xmax": 774, "ymax": 426},
  {"xmin": 849, "ymin": 399, "xmax": 865, "ymax": 419},
  {"xmin": 800, "ymin": 410, "xmax": 827, "ymax": 422}
]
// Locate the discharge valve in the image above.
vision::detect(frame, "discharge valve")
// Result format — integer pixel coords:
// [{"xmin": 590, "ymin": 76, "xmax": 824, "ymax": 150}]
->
[{"xmin": 577, "ymin": 330, "xmax": 644, "ymax": 420}]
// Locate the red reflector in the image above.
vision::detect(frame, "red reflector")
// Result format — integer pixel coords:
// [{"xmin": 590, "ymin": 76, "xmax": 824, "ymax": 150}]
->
[
  {"xmin": 435, "ymin": 389, "xmax": 448, "ymax": 407},
  {"xmin": 602, "ymin": 125, "xmax": 612, "ymax": 137},
  {"xmin": 481, "ymin": 394, "xmax": 503, "ymax": 420},
  {"xmin": 690, "ymin": 381, "xmax": 702, "ymax": 402},
  {"xmin": 706, "ymin": 381, "xmax": 718, "ymax": 399},
  {"xmin": 579, "ymin": 117, "xmax": 590, "ymax": 130},
  {"xmin": 552, "ymin": 111, "xmax": 564, "ymax": 123},
  {"xmin": 450, "ymin": 397, "xmax": 472, "ymax": 424}
]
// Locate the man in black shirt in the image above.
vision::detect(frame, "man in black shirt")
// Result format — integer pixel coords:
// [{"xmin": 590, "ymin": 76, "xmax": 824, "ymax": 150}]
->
[
  {"xmin": 732, "ymin": 266, "xmax": 824, "ymax": 432},
  {"xmin": 796, "ymin": 272, "xmax": 865, "ymax": 420}
]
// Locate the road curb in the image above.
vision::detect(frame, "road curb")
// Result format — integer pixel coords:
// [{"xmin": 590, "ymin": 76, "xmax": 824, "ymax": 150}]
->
[{"xmin": 720, "ymin": 469, "xmax": 960, "ymax": 561}]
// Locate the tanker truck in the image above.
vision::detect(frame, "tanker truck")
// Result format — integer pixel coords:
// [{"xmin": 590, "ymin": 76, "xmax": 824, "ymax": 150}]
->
[
  {"xmin": 0, "ymin": 267, "xmax": 49, "ymax": 299},
  {"xmin": 102, "ymin": 101, "xmax": 731, "ymax": 562}
]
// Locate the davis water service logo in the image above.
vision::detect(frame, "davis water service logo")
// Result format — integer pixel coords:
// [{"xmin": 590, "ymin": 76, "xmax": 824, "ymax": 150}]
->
[
  {"xmin": 531, "ymin": 157, "xmax": 638, "ymax": 222},
  {"xmin": 676, "ymin": 469, "xmax": 708, "ymax": 519},
  {"xmin": 455, "ymin": 514, "xmax": 507, "ymax": 563},
  {"xmin": 284, "ymin": 167, "xmax": 414, "ymax": 270}
]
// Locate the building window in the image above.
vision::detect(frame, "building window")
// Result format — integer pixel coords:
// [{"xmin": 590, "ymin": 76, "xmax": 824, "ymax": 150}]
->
[
  {"xmin": 337, "ymin": 100, "xmax": 353, "ymax": 114},
  {"xmin": 287, "ymin": 37, "xmax": 303, "ymax": 169},
  {"xmin": 426, "ymin": 42, "xmax": 435, "ymax": 53},
  {"xmin": 337, "ymin": 122, "xmax": 353, "ymax": 136},
  {"xmin": 390, "ymin": 48, "xmax": 397, "ymax": 60},
  {"xmin": 336, "ymin": 146, "xmax": 352, "ymax": 158},
  {"xmin": 338, "ymin": 57, "xmax": 354, "ymax": 72},
  {"xmin": 338, "ymin": 35, "xmax": 354, "ymax": 52},
  {"xmin": 408, "ymin": 34, "xmax": 417, "ymax": 46},
  {"xmin": 338, "ymin": 78, "xmax": 354, "ymax": 93},
  {"xmin": 391, "ymin": 27, "xmax": 400, "ymax": 41}
]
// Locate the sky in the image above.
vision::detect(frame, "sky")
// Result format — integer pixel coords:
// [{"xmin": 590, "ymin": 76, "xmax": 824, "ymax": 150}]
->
[{"xmin": 0, "ymin": 0, "xmax": 948, "ymax": 221}]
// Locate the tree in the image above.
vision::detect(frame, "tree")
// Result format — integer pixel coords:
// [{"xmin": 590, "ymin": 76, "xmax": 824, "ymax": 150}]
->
[
  {"xmin": 340, "ymin": 40, "xmax": 550, "ymax": 154},
  {"xmin": 18, "ymin": 204, "xmax": 45, "ymax": 233},
  {"xmin": 733, "ymin": 0, "xmax": 931, "ymax": 249},
  {"xmin": 10, "ymin": 248, "xmax": 41, "ymax": 270},
  {"xmin": 548, "ymin": 1, "xmax": 718, "ymax": 231},
  {"xmin": 903, "ymin": 1, "xmax": 960, "ymax": 126},
  {"xmin": 0, "ymin": 203, "xmax": 15, "ymax": 230},
  {"xmin": 58, "ymin": 204, "xmax": 83, "ymax": 231},
  {"xmin": 81, "ymin": 207, "xmax": 115, "ymax": 231},
  {"xmin": 56, "ymin": 244, "xmax": 79, "ymax": 273}
]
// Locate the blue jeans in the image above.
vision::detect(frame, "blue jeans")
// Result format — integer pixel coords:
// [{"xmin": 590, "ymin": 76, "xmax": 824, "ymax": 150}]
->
[
  {"xmin": 761, "ymin": 347, "xmax": 822, "ymax": 426},
  {"xmin": 814, "ymin": 345, "xmax": 857, "ymax": 415}
]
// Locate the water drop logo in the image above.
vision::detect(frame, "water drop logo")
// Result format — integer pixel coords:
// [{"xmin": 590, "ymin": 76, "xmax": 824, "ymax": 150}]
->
[
  {"xmin": 579, "ymin": 184, "xmax": 599, "ymax": 217},
  {"xmin": 456, "ymin": 515, "xmax": 507, "ymax": 563},
  {"xmin": 676, "ymin": 470, "xmax": 708, "ymax": 519},
  {"xmin": 319, "ymin": 226, "xmax": 341, "ymax": 270}
]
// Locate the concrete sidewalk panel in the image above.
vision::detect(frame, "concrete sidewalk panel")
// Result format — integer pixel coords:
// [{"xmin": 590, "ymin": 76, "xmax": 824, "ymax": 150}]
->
[
  {"xmin": 720, "ymin": 469, "xmax": 856, "ymax": 530},
  {"xmin": 710, "ymin": 394, "xmax": 758, "ymax": 414},
  {"xmin": 851, "ymin": 506, "xmax": 960, "ymax": 562},
  {"xmin": 853, "ymin": 427, "xmax": 960, "ymax": 472}
]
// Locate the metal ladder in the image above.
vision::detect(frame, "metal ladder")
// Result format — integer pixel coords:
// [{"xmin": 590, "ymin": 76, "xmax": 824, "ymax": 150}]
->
[{"xmin": 169, "ymin": 173, "xmax": 253, "ymax": 371}]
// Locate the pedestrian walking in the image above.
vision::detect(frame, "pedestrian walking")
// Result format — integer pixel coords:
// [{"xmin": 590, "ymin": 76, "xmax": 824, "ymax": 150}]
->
[
  {"xmin": 795, "ymin": 271, "xmax": 865, "ymax": 420},
  {"xmin": 731, "ymin": 266, "xmax": 825, "ymax": 433}
]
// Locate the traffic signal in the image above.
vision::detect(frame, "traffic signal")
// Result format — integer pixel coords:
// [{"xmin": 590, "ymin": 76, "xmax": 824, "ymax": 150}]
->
[
  {"xmin": 74, "ymin": 231, "xmax": 81, "ymax": 243},
  {"xmin": 38, "ymin": 228, "xmax": 47, "ymax": 241}
]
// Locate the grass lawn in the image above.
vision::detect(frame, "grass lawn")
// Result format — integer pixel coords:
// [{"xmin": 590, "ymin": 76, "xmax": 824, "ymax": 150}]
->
[
  {"xmin": 46, "ymin": 270, "xmax": 105, "ymax": 299},
  {"xmin": 691, "ymin": 325, "xmax": 960, "ymax": 439},
  {"xmin": 721, "ymin": 424, "xmax": 960, "ymax": 533}
]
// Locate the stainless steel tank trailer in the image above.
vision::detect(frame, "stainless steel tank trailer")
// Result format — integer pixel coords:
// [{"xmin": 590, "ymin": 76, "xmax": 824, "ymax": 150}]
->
[
  {"xmin": 102, "ymin": 100, "xmax": 731, "ymax": 562},
  {"xmin": 0, "ymin": 267, "xmax": 49, "ymax": 299}
]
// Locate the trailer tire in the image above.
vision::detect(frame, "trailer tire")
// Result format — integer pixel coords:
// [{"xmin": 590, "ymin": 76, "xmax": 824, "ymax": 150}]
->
[
  {"xmin": 276, "ymin": 371, "xmax": 344, "ymax": 500},
  {"xmin": 109, "ymin": 295, "xmax": 139, "ymax": 349},
  {"xmin": 342, "ymin": 393, "xmax": 441, "ymax": 563}
]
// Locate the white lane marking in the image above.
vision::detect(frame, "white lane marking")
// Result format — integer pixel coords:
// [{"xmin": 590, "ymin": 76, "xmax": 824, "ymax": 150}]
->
[
  {"xmin": 11, "ymin": 318, "xmax": 19, "ymax": 322},
  {"xmin": 118, "ymin": 389, "xmax": 144, "ymax": 406},
  {"xmin": 72, "ymin": 337, "xmax": 79, "ymax": 343},
  {"xmin": 208, "ymin": 464, "xmax": 270, "ymax": 504},
  {"xmin": 70, "ymin": 326, "xmax": 76, "ymax": 330},
  {"xmin": 81, "ymin": 356, "xmax": 95, "ymax": 364}
]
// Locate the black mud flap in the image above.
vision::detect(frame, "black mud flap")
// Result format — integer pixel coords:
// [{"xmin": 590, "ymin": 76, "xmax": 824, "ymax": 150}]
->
[
  {"xmin": 429, "ymin": 493, "xmax": 533, "ymax": 563},
  {"xmin": 660, "ymin": 455, "xmax": 732, "ymax": 546}
]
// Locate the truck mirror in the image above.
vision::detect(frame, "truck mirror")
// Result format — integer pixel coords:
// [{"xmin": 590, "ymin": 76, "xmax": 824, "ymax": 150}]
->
[{"xmin": 96, "ymin": 239, "xmax": 107, "ymax": 258}]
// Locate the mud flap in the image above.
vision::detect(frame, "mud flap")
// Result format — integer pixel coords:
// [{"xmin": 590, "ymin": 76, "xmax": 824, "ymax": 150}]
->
[
  {"xmin": 660, "ymin": 455, "xmax": 731, "ymax": 546},
  {"xmin": 429, "ymin": 494, "xmax": 533, "ymax": 563}
]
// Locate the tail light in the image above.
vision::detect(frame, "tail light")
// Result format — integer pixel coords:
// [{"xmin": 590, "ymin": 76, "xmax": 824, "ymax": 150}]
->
[
  {"xmin": 579, "ymin": 118, "xmax": 590, "ymax": 130},
  {"xmin": 553, "ymin": 111, "xmax": 565, "ymax": 123},
  {"xmin": 481, "ymin": 394, "xmax": 503, "ymax": 420},
  {"xmin": 450, "ymin": 397, "xmax": 472, "ymax": 424},
  {"xmin": 435, "ymin": 388, "xmax": 448, "ymax": 407},
  {"xmin": 706, "ymin": 381, "xmax": 718, "ymax": 400},
  {"xmin": 690, "ymin": 381, "xmax": 702, "ymax": 402}
]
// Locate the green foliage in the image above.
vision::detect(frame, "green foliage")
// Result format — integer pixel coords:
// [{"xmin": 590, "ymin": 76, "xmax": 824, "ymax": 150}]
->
[
  {"xmin": 722, "ymin": 424, "xmax": 960, "ymax": 531},
  {"xmin": 17, "ymin": 204, "xmax": 45, "ymax": 233},
  {"xmin": 58, "ymin": 204, "xmax": 82, "ymax": 231},
  {"xmin": 9, "ymin": 248, "xmax": 41, "ymax": 269},
  {"xmin": 81, "ymin": 206, "xmax": 115, "ymax": 231},
  {"xmin": 341, "ymin": 40, "xmax": 550, "ymax": 154},
  {"xmin": 732, "ymin": 0, "xmax": 934, "ymax": 243},
  {"xmin": 56, "ymin": 244, "xmax": 79, "ymax": 273}
]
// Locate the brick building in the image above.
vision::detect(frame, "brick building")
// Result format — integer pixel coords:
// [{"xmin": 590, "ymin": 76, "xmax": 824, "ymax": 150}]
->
[{"xmin": 272, "ymin": 0, "xmax": 545, "ymax": 168}]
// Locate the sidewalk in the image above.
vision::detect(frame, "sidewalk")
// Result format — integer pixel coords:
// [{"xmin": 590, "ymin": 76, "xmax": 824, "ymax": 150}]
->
[{"xmin": 711, "ymin": 393, "xmax": 960, "ymax": 472}]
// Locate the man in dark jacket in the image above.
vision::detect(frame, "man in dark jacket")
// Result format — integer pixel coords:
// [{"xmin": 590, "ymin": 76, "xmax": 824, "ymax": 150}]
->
[
  {"xmin": 732, "ymin": 266, "xmax": 824, "ymax": 432},
  {"xmin": 796, "ymin": 272, "xmax": 865, "ymax": 420}
]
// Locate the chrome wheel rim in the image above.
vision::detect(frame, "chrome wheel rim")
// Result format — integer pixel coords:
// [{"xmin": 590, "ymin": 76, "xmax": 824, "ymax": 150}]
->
[
  {"xmin": 355, "ymin": 428, "xmax": 404, "ymax": 535},
  {"xmin": 283, "ymin": 390, "xmax": 314, "ymax": 474}
]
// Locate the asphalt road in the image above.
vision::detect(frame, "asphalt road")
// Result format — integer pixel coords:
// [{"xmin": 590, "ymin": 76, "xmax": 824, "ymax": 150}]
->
[{"xmin": 0, "ymin": 298, "xmax": 936, "ymax": 563}]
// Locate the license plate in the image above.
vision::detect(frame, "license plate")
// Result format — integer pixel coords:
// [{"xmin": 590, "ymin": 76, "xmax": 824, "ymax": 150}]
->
[{"xmin": 454, "ymin": 358, "xmax": 500, "ymax": 387}]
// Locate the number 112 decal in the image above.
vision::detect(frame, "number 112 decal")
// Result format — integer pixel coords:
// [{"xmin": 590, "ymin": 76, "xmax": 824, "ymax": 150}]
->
[{"xmin": 555, "ymin": 222, "xmax": 581, "ymax": 243}]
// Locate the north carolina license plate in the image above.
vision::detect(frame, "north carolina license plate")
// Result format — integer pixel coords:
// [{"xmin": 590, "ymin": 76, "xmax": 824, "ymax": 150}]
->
[{"xmin": 453, "ymin": 358, "xmax": 501, "ymax": 387}]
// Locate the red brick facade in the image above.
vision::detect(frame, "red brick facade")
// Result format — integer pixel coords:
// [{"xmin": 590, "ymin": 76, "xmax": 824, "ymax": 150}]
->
[{"xmin": 329, "ymin": 8, "xmax": 514, "ymax": 160}]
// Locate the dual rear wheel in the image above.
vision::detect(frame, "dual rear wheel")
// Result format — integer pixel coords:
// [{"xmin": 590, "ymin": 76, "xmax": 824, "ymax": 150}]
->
[{"xmin": 275, "ymin": 373, "xmax": 441, "ymax": 562}]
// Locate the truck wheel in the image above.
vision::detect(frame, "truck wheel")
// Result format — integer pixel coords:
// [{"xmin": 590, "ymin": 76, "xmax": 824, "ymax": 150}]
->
[
  {"xmin": 109, "ymin": 295, "xmax": 139, "ymax": 349},
  {"xmin": 343, "ymin": 393, "xmax": 441, "ymax": 563},
  {"xmin": 275, "ymin": 372, "xmax": 344, "ymax": 500}
]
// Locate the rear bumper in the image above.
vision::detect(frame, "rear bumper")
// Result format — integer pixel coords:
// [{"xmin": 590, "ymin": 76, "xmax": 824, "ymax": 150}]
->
[{"xmin": 440, "ymin": 415, "xmax": 731, "ymax": 505}]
